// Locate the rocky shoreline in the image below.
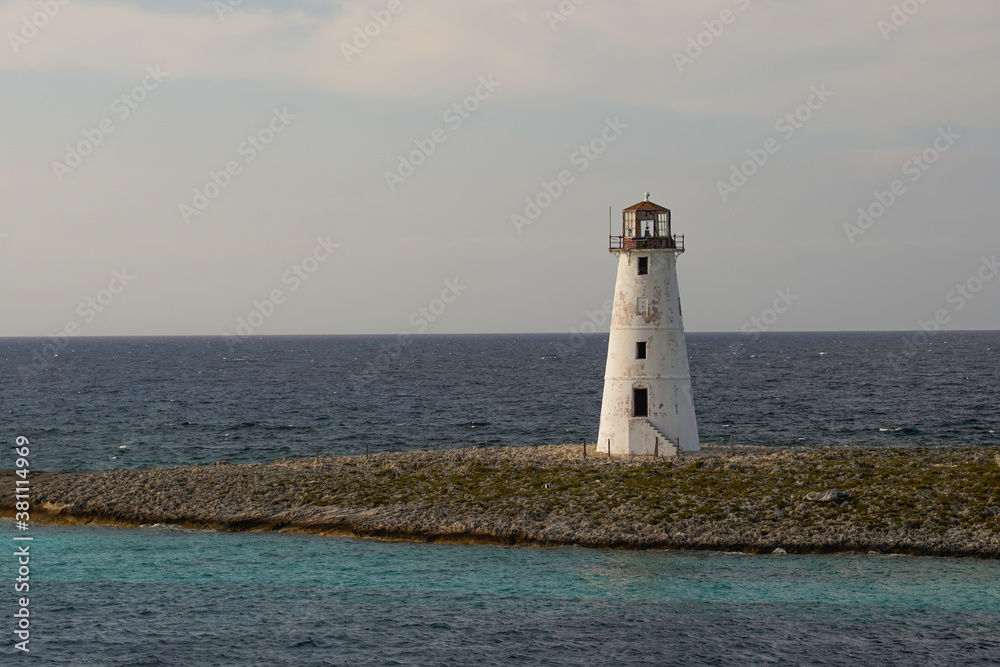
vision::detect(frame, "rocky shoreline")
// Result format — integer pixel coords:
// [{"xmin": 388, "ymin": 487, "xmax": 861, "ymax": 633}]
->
[{"xmin": 4, "ymin": 445, "xmax": 1000, "ymax": 557}]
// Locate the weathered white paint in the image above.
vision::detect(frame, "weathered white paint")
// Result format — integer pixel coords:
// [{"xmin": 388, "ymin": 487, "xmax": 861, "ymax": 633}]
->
[{"xmin": 597, "ymin": 236, "xmax": 700, "ymax": 457}]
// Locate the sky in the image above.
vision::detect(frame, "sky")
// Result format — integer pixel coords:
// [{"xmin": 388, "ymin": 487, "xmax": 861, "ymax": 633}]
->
[{"xmin": 1, "ymin": 0, "xmax": 999, "ymax": 337}]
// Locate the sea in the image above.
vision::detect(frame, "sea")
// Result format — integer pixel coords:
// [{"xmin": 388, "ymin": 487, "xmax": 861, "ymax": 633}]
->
[{"xmin": 2, "ymin": 332, "xmax": 999, "ymax": 664}]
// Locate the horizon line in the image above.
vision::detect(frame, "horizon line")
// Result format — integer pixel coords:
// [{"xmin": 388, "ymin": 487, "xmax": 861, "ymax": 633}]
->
[{"xmin": 1, "ymin": 329, "xmax": 999, "ymax": 340}]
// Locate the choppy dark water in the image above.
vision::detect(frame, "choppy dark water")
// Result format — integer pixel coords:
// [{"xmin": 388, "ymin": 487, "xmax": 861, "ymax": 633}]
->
[{"xmin": 1, "ymin": 332, "xmax": 998, "ymax": 470}]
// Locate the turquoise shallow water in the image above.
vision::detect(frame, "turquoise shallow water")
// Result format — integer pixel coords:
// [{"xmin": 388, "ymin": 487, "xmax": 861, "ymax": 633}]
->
[{"xmin": 4, "ymin": 521, "xmax": 999, "ymax": 664}]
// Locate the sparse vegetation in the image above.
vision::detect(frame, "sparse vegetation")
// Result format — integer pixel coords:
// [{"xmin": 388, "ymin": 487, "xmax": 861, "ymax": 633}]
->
[{"xmin": 4, "ymin": 445, "xmax": 999, "ymax": 557}]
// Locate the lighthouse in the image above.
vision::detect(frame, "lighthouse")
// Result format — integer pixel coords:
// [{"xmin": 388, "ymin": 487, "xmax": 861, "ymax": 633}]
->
[{"xmin": 597, "ymin": 194, "xmax": 700, "ymax": 457}]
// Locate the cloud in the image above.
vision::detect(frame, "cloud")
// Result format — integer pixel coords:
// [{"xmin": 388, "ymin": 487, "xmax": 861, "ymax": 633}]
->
[
  {"xmin": 0, "ymin": 0, "xmax": 561, "ymax": 94},
  {"xmin": 2, "ymin": 0, "xmax": 999, "ymax": 135}
]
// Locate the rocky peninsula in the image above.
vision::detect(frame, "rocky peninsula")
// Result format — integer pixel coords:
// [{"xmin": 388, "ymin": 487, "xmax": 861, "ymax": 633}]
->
[{"xmin": 4, "ymin": 445, "xmax": 999, "ymax": 558}]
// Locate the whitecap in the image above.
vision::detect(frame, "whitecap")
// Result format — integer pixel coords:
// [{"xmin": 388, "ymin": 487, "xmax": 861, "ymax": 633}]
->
[{"xmin": 142, "ymin": 523, "xmax": 187, "ymax": 531}]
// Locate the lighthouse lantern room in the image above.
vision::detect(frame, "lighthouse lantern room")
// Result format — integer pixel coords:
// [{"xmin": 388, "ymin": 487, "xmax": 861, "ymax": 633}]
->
[{"xmin": 597, "ymin": 194, "xmax": 700, "ymax": 457}]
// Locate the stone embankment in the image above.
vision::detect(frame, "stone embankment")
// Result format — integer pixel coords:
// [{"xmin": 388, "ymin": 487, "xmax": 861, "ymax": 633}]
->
[{"xmin": 3, "ymin": 445, "xmax": 999, "ymax": 557}]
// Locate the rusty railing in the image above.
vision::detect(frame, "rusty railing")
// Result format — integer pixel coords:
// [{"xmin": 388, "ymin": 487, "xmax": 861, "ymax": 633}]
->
[{"xmin": 609, "ymin": 234, "xmax": 684, "ymax": 251}]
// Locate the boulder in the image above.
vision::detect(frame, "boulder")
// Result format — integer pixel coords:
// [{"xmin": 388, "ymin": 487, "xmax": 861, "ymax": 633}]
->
[{"xmin": 804, "ymin": 489, "xmax": 847, "ymax": 503}]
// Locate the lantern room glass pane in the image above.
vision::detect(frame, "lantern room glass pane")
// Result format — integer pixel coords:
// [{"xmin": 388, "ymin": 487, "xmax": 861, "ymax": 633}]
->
[
  {"xmin": 656, "ymin": 212, "xmax": 669, "ymax": 238},
  {"xmin": 624, "ymin": 211, "xmax": 636, "ymax": 237}
]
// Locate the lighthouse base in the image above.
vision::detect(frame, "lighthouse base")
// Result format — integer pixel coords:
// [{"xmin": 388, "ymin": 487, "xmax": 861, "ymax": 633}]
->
[
  {"xmin": 596, "ymin": 419, "xmax": 680, "ymax": 458},
  {"xmin": 597, "ymin": 378, "xmax": 700, "ymax": 457}
]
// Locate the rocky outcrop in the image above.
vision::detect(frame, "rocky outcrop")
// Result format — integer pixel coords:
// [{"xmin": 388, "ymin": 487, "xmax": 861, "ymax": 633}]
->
[{"xmin": 3, "ymin": 445, "xmax": 999, "ymax": 558}]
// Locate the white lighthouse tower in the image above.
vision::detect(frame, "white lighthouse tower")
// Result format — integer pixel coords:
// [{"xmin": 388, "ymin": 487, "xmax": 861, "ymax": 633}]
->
[{"xmin": 597, "ymin": 194, "xmax": 700, "ymax": 457}]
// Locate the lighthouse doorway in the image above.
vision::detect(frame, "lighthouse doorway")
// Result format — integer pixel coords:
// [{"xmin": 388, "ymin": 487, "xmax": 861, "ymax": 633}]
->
[{"xmin": 633, "ymin": 388, "xmax": 648, "ymax": 417}]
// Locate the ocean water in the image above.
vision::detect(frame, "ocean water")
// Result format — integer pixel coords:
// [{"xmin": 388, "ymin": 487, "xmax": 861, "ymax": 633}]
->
[
  {"xmin": 3, "ymin": 522, "xmax": 999, "ymax": 665},
  {"xmin": 2, "ymin": 332, "xmax": 999, "ymax": 663},
  {"xmin": 1, "ymin": 332, "xmax": 998, "ymax": 471}
]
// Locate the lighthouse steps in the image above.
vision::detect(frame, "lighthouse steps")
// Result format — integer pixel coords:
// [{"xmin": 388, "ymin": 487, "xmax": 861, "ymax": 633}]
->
[
  {"xmin": 627, "ymin": 419, "xmax": 679, "ymax": 458},
  {"xmin": 647, "ymin": 422, "xmax": 680, "ymax": 457}
]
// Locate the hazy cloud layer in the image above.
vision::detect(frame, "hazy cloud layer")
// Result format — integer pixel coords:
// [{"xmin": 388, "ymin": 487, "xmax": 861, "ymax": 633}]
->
[{"xmin": 1, "ymin": 0, "xmax": 998, "ymax": 336}]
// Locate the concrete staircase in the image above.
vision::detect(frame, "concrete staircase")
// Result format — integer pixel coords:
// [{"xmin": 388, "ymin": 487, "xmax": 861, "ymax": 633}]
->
[
  {"xmin": 628, "ymin": 419, "xmax": 679, "ymax": 457},
  {"xmin": 646, "ymin": 421, "xmax": 679, "ymax": 457}
]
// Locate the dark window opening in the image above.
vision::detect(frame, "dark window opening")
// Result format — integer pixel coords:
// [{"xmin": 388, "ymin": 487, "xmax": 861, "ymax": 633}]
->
[
  {"xmin": 637, "ymin": 257, "xmax": 648, "ymax": 275},
  {"xmin": 633, "ymin": 388, "xmax": 648, "ymax": 417},
  {"xmin": 636, "ymin": 342, "xmax": 647, "ymax": 359}
]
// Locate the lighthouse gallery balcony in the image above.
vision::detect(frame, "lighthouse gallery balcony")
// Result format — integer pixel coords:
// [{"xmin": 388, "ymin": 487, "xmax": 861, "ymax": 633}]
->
[{"xmin": 609, "ymin": 234, "xmax": 684, "ymax": 252}]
